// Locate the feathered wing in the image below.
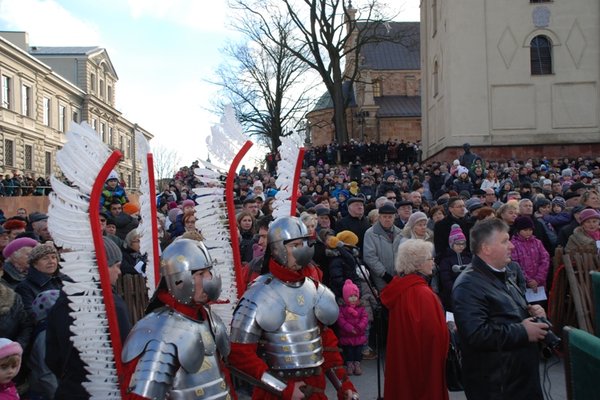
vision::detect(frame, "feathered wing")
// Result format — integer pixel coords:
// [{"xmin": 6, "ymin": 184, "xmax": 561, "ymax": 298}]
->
[
  {"xmin": 272, "ymin": 135, "xmax": 305, "ymax": 219},
  {"xmin": 193, "ymin": 163, "xmax": 237, "ymax": 330},
  {"xmin": 135, "ymin": 131, "xmax": 159, "ymax": 295},
  {"xmin": 47, "ymin": 122, "xmax": 123, "ymax": 399}
]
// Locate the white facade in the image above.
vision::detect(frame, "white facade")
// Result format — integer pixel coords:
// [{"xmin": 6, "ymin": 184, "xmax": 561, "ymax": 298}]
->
[
  {"xmin": 0, "ymin": 31, "xmax": 152, "ymax": 187},
  {"xmin": 421, "ymin": 0, "xmax": 600, "ymax": 157}
]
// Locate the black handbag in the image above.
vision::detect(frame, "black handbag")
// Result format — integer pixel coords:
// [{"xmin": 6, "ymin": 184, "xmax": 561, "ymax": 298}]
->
[{"xmin": 446, "ymin": 325, "xmax": 464, "ymax": 392}]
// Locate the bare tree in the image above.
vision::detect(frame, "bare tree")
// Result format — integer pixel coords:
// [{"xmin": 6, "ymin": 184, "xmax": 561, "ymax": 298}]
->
[
  {"xmin": 231, "ymin": 0, "xmax": 405, "ymax": 145},
  {"xmin": 152, "ymin": 143, "xmax": 182, "ymax": 184},
  {"xmin": 211, "ymin": 8, "xmax": 319, "ymax": 152}
]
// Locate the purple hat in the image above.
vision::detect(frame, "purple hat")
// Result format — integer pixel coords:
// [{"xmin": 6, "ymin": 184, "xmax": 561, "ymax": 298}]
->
[
  {"xmin": 182, "ymin": 199, "xmax": 196, "ymax": 209},
  {"xmin": 2, "ymin": 237, "xmax": 39, "ymax": 259},
  {"xmin": 579, "ymin": 208, "xmax": 600, "ymax": 224},
  {"xmin": 448, "ymin": 224, "xmax": 466, "ymax": 247}
]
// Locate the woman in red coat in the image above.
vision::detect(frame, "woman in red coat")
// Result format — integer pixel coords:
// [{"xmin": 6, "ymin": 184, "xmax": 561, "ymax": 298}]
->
[{"xmin": 381, "ymin": 239, "xmax": 449, "ymax": 400}]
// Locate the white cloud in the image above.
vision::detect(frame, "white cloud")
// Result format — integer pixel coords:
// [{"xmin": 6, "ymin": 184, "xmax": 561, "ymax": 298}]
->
[
  {"xmin": 127, "ymin": 0, "xmax": 231, "ymax": 34},
  {"xmin": 0, "ymin": 0, "xmax": 102, "ymax": 45}
]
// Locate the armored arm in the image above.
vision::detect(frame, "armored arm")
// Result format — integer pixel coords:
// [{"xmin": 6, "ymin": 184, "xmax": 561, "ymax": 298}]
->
[{"xmin": 125, "ymin": 340, "xmax": 178, "ymax": 399}]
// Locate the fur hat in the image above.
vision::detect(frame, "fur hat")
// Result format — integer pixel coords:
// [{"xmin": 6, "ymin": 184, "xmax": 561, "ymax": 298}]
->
[
  {"xmin": 31, "ymin": 290, "xmax": 60, "ymax": 323},
  {"xmin": 406, "ymin": 211, "xmax": 428, "ymax": 230},
  {"xmin": 2, "ymin": 237, "xmax": 39, "ymax": 259},
  {"xmin": 448, "ymin": 224, "xmax": 466, "ymax": 247},
  {"xmin": 28, "ymin": 242, "xmax": 58, "ymax": 265},
  {"xmin": 336, "ymin": 231, "xmax": 359, "ymax": 247},
  {"xmin": 103, "ymin": 236, "xmax": 123, "ymax": 266},
  {"xmin": 0, "ymin": 338, "xmax": 22, "ymax": 359},
  {"xmin": 579, "ymin": 208, "xmax": 600, "ymax": 224},
  {"xmin": 514, "ymin": 216, "xmax": 535, "ymax": 232},
  {"xmin": 342, "ymin": 279, "xmax": 360, "ymax": 304}
]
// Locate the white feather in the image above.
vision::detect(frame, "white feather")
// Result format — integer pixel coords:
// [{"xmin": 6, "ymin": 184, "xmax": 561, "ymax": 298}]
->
[
  {"xmin": 272, "ymin": 135, "xmax": 303, "ymax": 220},
  {"xmin": 135, "ymin": 131, "xmax": 158, "ymax": 295},
  {"xmin": 47, "ymin": 122, "xmax": 121, "ymax": 399}
]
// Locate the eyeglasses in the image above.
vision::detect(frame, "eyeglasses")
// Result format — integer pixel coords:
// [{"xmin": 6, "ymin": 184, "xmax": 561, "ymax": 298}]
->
[{"xmin": 387, "ymin": 196, "xmax": 396, "ymax": 200}]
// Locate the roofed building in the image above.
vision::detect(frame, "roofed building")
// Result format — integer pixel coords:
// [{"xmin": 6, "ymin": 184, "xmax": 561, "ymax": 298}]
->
[
  {"xmin": 307, "ymin": 13, "xmax": 421, "ymax": 147},
  {"xmin": 0, "ymin": 31, "xmax": 152, "ymax": 188}
]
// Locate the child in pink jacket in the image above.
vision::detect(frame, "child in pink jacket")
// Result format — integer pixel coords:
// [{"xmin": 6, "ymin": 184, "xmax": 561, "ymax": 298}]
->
[
  {"xmin": 510, "ymin": 216, "xmax": 550, "ymax": 292},
  {"xmin": 336, "ymin": 279, "xmax": 369, "ymax": 375}
]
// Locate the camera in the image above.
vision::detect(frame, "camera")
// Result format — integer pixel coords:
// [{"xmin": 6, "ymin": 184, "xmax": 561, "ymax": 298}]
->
[{"xmin": 532, "ymin": 317, "xmax": 561, "ymax": 350}]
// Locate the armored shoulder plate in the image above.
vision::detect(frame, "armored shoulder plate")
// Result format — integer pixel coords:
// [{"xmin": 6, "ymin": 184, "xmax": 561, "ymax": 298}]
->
[
  {"xmin": 314, "ymin": 281, "xmax": 339, "ymax": 326},
  {"xmin": 122, "ymin": 307, "xmax": 206, "ymax": 373},
  {"xmin": 230, "ymin": 275, "xmax": 286, "ymax": 343}
]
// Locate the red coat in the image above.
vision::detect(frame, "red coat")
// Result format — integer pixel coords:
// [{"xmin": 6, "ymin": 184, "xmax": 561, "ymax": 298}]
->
[{"xmin": 380, "ymin": 274, "xmax": 449, "ymax": 400}]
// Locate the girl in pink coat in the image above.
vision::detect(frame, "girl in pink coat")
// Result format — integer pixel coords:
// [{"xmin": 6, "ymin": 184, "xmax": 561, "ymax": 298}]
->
[
  {"xmin": 336, "ymin": 279, "xmax": 369, "ymax": 375},
  {"xmin": 510, "ymin": 215, "xmax": 550, "ymax": 292}
]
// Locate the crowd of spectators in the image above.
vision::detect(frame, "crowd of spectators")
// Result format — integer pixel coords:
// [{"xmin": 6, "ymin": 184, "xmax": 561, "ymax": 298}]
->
[{"xmin": 2, "ymin": 139, "xmax": 600, "ymax": 397}]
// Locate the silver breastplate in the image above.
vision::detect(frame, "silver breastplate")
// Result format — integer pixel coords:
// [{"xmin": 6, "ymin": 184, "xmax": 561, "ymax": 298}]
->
[{"xmin": 122, "ymin": 307, "xmax": 232, "ymax": 400}]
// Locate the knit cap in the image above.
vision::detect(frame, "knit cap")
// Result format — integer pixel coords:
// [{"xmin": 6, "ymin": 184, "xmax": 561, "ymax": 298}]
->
[
  {"xmin": 182, "ymin": 199, "xmax": 196, "ymax": 209},
  {"xmin": 103, "ymin": 236, "xmax": 123, "ymax": 266},
  {"xmin": 514, "ymin": 215, "xmax": 534, "ymax": 232},
  {"xmin": 448, "ymin": 224, "xmax": 466, "ymax": 247},
  {"xmin": 457, "ymin": 166, "xmax": 469, "ymax": 176},
  {"xmin": 342, "ymin": 279, "xmax": 360, "ymax": 304},
  {"xmin": 31, "ymin": 290, "xmax": 60, "ymax": 323},
  {"xmin": 551, "ymin": 197, "xmax": 566, "ymax": 210},
  {"xmin": 168, "ymin": 208, "xmax": 182, "ymax": 223},
  {"xmin": 0, "ymin": 338, "xmax": 22, "ymax": 359},
  {"xmin": 2, "ymin": 237, "xmax": 38, "ymax": 259},
  {"xmin": 336, "ymin": 231, "xmax": 359, "ymax": 247},
  {"xmin": 383, "ymin": 170, "xmax": 396, "ymax": 180},
  {"xmin": 579, "ymin": 208, "xmax": 600, "ymax": 224},
  {"xmin": 28, "ymin": 242, "xmax": 57, "ymax": 265},
  {"xmin": 406, "ymin": 211, "xmax": 428, "ymax": 230}
]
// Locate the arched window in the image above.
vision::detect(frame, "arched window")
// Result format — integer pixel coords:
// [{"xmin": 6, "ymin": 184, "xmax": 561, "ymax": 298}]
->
[{"xmin": 530, "ymin": 35, "xmax": 552, "ymax": 75}]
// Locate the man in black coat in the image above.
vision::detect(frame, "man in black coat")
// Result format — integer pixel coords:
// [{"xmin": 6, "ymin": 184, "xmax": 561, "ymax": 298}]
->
[
  {"xmin": 452, "ymin": 219, "xmax": 548, "ymax": 400},
  {"xmin": 335, "ymin": 196, "xmax": 370, "ymax": 251}
]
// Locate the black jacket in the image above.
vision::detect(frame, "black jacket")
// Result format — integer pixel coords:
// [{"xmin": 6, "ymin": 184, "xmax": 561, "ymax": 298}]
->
[
  {"xmin": 15, "ymin": 266, "xmax": 70, "ymax": 312},
  {"xmin": 452, "ymin": 256, "xmax": 543, "ymax": 400},
  {"xmin": 46, "ymin": 290, "xmax": 131, "ymax": 400}
]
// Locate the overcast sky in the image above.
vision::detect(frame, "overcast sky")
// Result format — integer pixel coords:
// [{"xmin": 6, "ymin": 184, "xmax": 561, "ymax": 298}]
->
[{"xmin": 0, "ymin": 0, "xmax": 420, "ymax": 166}]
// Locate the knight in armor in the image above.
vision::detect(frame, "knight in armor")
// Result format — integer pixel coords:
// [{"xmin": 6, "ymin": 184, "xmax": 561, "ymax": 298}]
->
[
  {"xmin": 121, "ymin": 238, "xmax": 236, "ymax": 400},
  {"xmin": 229, "ymin": 216, "xmax": 359, "ymax": 399}
]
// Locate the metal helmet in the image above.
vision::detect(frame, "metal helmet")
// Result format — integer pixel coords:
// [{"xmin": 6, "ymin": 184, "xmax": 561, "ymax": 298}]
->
[
  {"xmin": 160, "ymin": 238, "xmax": 222, "ymax": 305},
  {"xmin": 267, "ymin": 216, "xmax": 314, "ymax": 268}
]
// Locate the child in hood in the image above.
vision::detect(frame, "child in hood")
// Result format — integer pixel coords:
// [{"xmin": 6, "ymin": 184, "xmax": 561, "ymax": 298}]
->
[
  {"xmin": 99, "ymin": 170, "xmax": 129, "ymax": 213},
  {"xmin": 437, "ymin": 224, "xmax": 472, "ymax": 311},
  {"xmin": 510, "ymin": 216, "xmax": 550, "ymax": 293},
  {"xmin": 0, "ymin": 338, "xmax": 22, "ymax": 399},
  {"xmin": 336, "ymin": 279, "xmax": 368, "ymax": 376}
]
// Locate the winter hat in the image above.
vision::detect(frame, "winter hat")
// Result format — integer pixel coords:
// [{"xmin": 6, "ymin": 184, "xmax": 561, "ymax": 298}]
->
[
  {"xmin": 378, "ymin": 203, "xmax": 397, "ymax": 214},
  {"xmin": 122, "ymin": 202, "xmax": 140, "ymax": 215},
  {"xmin": 448, "ymin": 224, "xmax": 466, "ymax": 247},
  {"xmin": 578, "ymin": 208, "xmax": 600, "ymax": 224},
  {"xmin": 342, "ymin": 279, "xmax": 360, "ymax": 304},
  {"xmin": 383, "ymin": 170, "xmax": 396, "ymax": 180},
  {"xmin": 551, "ymin": 197, "xmax": 566, "ymax": 210},
  {"xmin": 167, "ymin": 208, "xmax": 182, "ymax": 224},
  {"xmin": 336, "ymin": 231, "xmax": 359, "ymax": 247},
  {"xmin": 3, "ymin": 219, "xmax": 27, "ymax": 231},
  {"xmin": 182, "ymin": 199, "xmax": 196, "ymax": 209},
  {"xmin": 542, "ymin": 179, "xmax": 552, "ymax": 186},
  {"xmin": 406, "ymin": 211, "xmax": 428, "ymax": 230},
  {"xmin": 103, "ymin": 236, "xmax": 123, "ymax": 266},
  {"xmin": 465, "ymin": 198, "xmax": 483, "ymax": 213},
  {"xmin": 106, "ymin": 170, "xmax": 119, "ymax": 182},
  {"xmin": 349, "ymin": 181, "xmax": 359, "ymax": 196},
  {"xmin": 167, "ymin": 201, "xmax": 178, "ymax": 210},
  {"xmin": 3, "ymin": 237, "xmax": 39, "ymax": 259},
  {"xmin": 562, "ymin": 168, "xmax": 573, "ymax": 177},
  {"xmin": 29, "ymin": 212, "xmax": 48, "ymax": 224},
  {"xmin": 28, "ymin": 242, "xmax": 58, "ymax": 265},
  {"xmin": 514, "ymin": 215, "xmax": 535, "ymax": 232},
  {"xmin": 31, "ymin": 290, "xmax": 60, "ymax": 323},
  {"xmin": 457, "ymin": 166, "xmax": 469, "ymax": 176},
  {"xmin": 0, "ymin": 338, "xmax": 23, "ymax": 359}
]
